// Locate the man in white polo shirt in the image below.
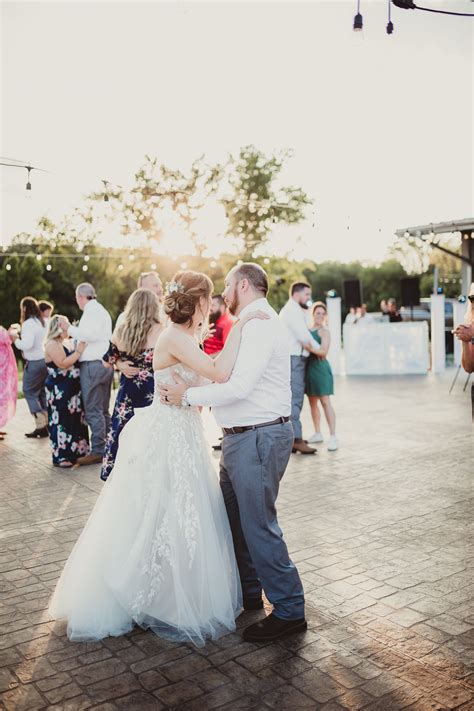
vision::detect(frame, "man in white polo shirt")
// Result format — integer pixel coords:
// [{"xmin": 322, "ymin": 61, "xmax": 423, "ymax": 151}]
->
[{"xmin": 61, "ymin": 283, "xmax": 113, "ymax": 466}]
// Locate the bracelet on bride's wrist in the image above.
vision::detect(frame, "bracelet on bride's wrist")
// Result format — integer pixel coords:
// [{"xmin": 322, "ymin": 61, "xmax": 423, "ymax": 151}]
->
[{"xmin": 181, "ymin": 390, "xmax": 191, "ymax": 408}]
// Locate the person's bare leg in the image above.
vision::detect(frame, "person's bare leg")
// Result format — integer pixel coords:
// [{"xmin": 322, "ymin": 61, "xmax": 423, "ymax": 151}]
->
[
  {"xmin": 309, "ymin": 396, "xmax": 322, "ymax": 433},
  {"xmin": 320, "ymin": 396, "xmax": 336, "ymax": 436}
]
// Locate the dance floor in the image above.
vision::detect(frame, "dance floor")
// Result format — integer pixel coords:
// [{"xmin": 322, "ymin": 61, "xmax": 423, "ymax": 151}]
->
[{"xmin": 0, "ymin": 372, "xmax": 472, "ymax": 710}]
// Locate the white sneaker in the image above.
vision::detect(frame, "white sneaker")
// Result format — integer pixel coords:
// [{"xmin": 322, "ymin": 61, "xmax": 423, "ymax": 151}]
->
[
  {"xmin": 327, "ymin": 436, "xmax": 339, "ymax": 451},
  {"xmin": 307, "ymin": 432, "xmax": 324, "ymax": 444}
]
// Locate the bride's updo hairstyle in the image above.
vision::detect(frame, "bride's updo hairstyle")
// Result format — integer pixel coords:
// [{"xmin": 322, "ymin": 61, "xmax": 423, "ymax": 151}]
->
[{"xmin": 164, "ymin": 270, "xmax": 214, "ymax": 327}]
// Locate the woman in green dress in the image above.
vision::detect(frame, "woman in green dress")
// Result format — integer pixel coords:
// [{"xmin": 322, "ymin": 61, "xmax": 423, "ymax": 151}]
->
[{"xmin": 305, "ymin": 302, "xmax": 338, "ymax": 451}]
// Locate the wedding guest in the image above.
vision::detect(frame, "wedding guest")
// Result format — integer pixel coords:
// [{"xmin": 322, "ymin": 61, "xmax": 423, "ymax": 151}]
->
[
  {"xmin": 44, "ymin": 316, "xmax": 89, "ymax": 468},
  {"xmin": 0, "ymin": 326, "xmax": 18, "ymax": 441},
  {"xmin": 453, "ymin": 284, "xmax": 474, "ymax": 418},
  {"xmin": 39, "ymin": 300, "xmax": 54, "ymax": 325},
  {"xmin": 115, "ymin": 271, "xmax": 164, "ymax": 331},
  {"xmin": 100, "ymin": 289, "xmax": 163, "ymax": 481},
  {"xmin": 387, "ymin": 298, "xmax": 402, "ymax": 322},
  {"xmin": 305, "ymin": 302, "xmax": 338, "ymax": 451},
  {"xmin": 355, "ymin": 303, "xmax": 374, "ymax": 324},
  {"xmin": 203, "ymin": 295, "xmax": 235, "ymax": 451},
  {"xmin": 345, "ymin": 306, "xmax": 357, "ymax": 325},
  {"xmin": 62, "ymin": 283, "xmax": 113, "ymax": 466},
  {"xmin": 9, "ymin": 297, "xmax": 48, "ymax": 438},
  {"xmin": 279, "ymin": 282, "xmax": 321, "ymax": 455},
  {"xmin": 203, "ymin": 295, "xmax": 234, "ymax": 355}
]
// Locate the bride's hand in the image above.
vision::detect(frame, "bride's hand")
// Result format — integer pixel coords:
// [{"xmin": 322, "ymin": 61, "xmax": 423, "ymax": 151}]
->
[{"xmin": 238, "ymin": 310, "xmax": 270, "ymax": 328}]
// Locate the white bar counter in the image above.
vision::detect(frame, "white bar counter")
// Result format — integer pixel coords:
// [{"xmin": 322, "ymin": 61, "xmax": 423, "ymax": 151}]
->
[{"xmin": 343, "ymin": 322, "xmax": 429, "ymax": 375}]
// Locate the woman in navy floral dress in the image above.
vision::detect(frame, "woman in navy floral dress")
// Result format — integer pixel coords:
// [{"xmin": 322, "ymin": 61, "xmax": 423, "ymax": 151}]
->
[
  {"xmin": 101, "ymin": 289, "xmax": 163, "ymax": 481},
  {"xmin": 44, "ymin": 316, "xmax": 90, "ymax": 467}
]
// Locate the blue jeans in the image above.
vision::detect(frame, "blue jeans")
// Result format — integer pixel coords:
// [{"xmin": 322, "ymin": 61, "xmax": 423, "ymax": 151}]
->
[{"xmin": 219, "ymin": 421, "xmax": 305, "ymax": 621}]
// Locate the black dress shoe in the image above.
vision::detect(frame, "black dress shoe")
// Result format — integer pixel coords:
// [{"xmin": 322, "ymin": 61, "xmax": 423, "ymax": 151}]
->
[
  {"xmin": 243, "ymin": 596, "xmax": 264, "ymax": 611},
  {"xmin": 242, "ymin": 613, "xmax": 307, "ymax": 642},
  {"xmin": 25, "ymin": 426, "xmax": 49, "ymax": 439}
]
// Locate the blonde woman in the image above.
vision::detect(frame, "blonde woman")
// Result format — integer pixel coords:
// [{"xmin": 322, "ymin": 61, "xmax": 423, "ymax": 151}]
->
[
  {"xmin": 44, "ymin": 316, "xmax": 89, "ymax": 467},
  {"xmin": 100, "ymin": 288, "xmax": 163, "ymax": 481},
  {"xmin": 305, "ymin": 301, "xmax": 338, "ymax": 451}
]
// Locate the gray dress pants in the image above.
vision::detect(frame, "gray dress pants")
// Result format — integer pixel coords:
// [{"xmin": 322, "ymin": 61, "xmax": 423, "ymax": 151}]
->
[
  {"xmin": 219, "ymin": 420, "xmax": 305, "ymax": 621},
  {"xmin": 80, "ymin": 361, "xmax": 114, "ymax": 456},
  {"xmin": 290, "ymin": 355, "xmax": 307, "ymax": 441},
  {"xmin": 23, "ymin": 359, "xmax": 47, "ymax": 415}
]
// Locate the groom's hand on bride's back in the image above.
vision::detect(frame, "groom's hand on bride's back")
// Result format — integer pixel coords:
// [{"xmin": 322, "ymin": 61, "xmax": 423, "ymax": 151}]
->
[{"xmin": 159, "ymin": 372, "xmax": 187, "ymax": 406}]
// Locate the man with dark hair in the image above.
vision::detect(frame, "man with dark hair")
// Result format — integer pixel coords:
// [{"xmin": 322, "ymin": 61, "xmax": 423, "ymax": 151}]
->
[
  {"xmin": 203, "ymin": 295, "xmax": 234, "ymax": 356},
  {"xmin": 279, "ymin": 281, "xmax": 321, "ymax": 454},
  {"xmin": 38, "ymin": 300, "xmax": 54, "ymax": 320},
  {"xmin": 160, "ymin": 262, "xmax": 307, "ymax": 643}
]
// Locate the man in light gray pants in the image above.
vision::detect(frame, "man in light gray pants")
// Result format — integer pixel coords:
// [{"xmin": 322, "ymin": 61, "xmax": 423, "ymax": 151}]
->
[
  {"xmin": 62, "ymin": 283, "xmax": 113, "ymax": 465},
  {"xmin": 160, "ymin": 263, "xmax": 307, "ymax": 643}
]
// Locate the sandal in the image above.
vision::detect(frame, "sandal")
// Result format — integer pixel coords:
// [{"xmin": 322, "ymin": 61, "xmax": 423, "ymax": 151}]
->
[{"xmin": 57, "ymin": 461, "xmax": 73, "ymax": 468}]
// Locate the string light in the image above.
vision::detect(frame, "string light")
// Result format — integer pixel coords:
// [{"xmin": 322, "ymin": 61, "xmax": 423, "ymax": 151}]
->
[
  {"xmin": 46, "ymin": 264, "xmax": 52, "ymax": 271},
  {"xmin": 353, "ymin": 0, "xmax": 363, "ymax": 30},
  {"xmin": 118, "ymin": 264, "xmax": 124, "ymax": 271},
  {"xmin": 5, "ymin": 264, "xmax": 11, "ymax": 271},
  {"xmin": 36, "ymin": 254, "xmax": 42, "ymax": 261},
  {"xmin": 387, "ymin": 0, "xmax": 394, "ymax": 33},
  {"xmin": 150, "ymin": 262, "xmax": 157, "ymax": 269},
  {"xmin": 264, "ymin": 258, "xmax": 270, "ymax": 265},
  {"xmin": 82, "ymin": 265, "xmax": 88, "ymax": 272},
  {"xmin": 180, "ymin": 261, "xmax": 188, "ymax": 269},
  {"xmin": 209, "ymin": 260, "xmax": 217, "ymax": 268},
  {"xmin": 128, "ymin": 254, "xmax": 135, "ymax": 261},
  {"xmin": 84, "ymin": 255, "xmax": 90, "ymax": 262}
]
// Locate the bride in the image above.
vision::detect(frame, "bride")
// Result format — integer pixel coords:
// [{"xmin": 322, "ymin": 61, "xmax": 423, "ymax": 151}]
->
[{"xmin": 49, "ymin": 270, "xmax": 267, "ymax": 646}]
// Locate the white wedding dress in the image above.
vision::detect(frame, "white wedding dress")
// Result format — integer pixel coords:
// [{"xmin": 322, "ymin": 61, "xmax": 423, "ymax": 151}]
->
[{"xmin": 49, "ymin": 364, "xmax": 242, "ymax": 646}]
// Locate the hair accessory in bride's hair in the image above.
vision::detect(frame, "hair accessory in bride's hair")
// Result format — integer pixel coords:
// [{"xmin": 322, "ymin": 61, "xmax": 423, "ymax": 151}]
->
[{"xmin": 165, "ymin": 281, "xmax": 185, "ymax": 296}]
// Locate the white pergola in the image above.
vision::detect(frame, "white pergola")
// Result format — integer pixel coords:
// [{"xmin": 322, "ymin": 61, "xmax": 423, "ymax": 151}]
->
[{"xmin": 395, "ymin": 218, "xmax": 474, "ymax": 294}]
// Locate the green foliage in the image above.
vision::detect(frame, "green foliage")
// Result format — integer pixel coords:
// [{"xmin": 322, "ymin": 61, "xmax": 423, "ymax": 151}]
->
[
  {"xmin": 0, "ymin": 253, "xmax": 50, "ymax": 327},
  {"xmin": 303, "ymin": 259, "xmax": 408, "ymax": 313},
  {"xmin": 223, "ymin": 146, "xmax": 311, "ymax": 260}
]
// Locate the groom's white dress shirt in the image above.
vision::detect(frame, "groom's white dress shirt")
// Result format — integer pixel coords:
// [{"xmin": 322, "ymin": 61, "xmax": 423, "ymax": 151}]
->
[
  {"xmin": 186, "ymin": 298, "xmax": 291, "ymax": 428},
  {"xmin": 279, "ymin": 298, "xmax": 320, "ymax": 358},
  {"xmin": 67, "ymin": 299, "xmax": 112, "ymax": 362}
]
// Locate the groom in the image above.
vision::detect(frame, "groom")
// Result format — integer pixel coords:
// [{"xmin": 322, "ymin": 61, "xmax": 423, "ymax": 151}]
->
[{"xmin": 159, "ymin": 263, "xmax": 306, "ymax": 642}]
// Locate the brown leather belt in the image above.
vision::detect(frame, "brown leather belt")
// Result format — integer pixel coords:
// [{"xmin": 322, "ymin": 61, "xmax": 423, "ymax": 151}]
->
[{"xmin": 222, "ymin": 416, "xmax": 290, "ymax": 436}]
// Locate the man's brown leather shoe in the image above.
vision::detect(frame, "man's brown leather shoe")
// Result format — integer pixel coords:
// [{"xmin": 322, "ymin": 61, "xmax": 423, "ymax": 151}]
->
[
  {"xmin": 292, "ymin": 439, "xmax": 317, "ymax": 455},
  {"xmin": 76, "ymin": 453, "xmax": 103, "ymax": 466}
]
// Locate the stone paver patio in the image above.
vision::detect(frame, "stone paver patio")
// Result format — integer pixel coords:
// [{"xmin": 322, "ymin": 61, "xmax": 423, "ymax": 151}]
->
[{"xmin": 0, "ymin": 372, "xmax": 472, "ymax": 710}]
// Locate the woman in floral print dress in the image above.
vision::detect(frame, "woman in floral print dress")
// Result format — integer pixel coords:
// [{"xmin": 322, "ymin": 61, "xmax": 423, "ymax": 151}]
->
[
  {"xmin": 100, "ymin": 289, "xmax": 163, "ymax": 481},
  {"xmin": 44, "ymin": 316, "xmax": 89, "ymax": 467}
]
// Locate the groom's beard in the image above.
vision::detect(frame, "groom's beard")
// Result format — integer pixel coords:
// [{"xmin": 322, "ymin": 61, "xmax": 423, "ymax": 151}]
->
[{"xmin": 227, "ymin": 288, "xmax": 240, "ymax": 316}]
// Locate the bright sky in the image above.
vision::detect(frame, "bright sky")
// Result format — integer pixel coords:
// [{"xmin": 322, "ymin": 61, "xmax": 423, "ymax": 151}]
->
[{"xmin": 1, "ymin": 0, "xmax": 473, "ymax": 262}]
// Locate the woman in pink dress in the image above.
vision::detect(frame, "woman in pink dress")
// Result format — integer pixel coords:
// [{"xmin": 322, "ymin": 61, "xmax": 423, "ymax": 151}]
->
[{"xmin": 0, "ymin": 326, "xmax": 18, "ymax": 441}]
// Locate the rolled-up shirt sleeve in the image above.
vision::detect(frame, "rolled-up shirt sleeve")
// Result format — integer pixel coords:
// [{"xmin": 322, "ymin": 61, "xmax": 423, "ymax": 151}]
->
[
  {"xmin": 187, "ymin": 320, "xmax": 275, "ymax": 408},
  {"xmin": 285, "ymin": 315, "xmax": 320, "ymax": 351},
  {"xmin": 68, "ymin": 308, "xmax": 104, "ymax": 343}
]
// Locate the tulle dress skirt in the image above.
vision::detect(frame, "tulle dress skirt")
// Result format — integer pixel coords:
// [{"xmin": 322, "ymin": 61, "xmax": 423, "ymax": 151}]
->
[{"xmin": 49, "ymin": 366, "xmax": 242, "ymax": 646}]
